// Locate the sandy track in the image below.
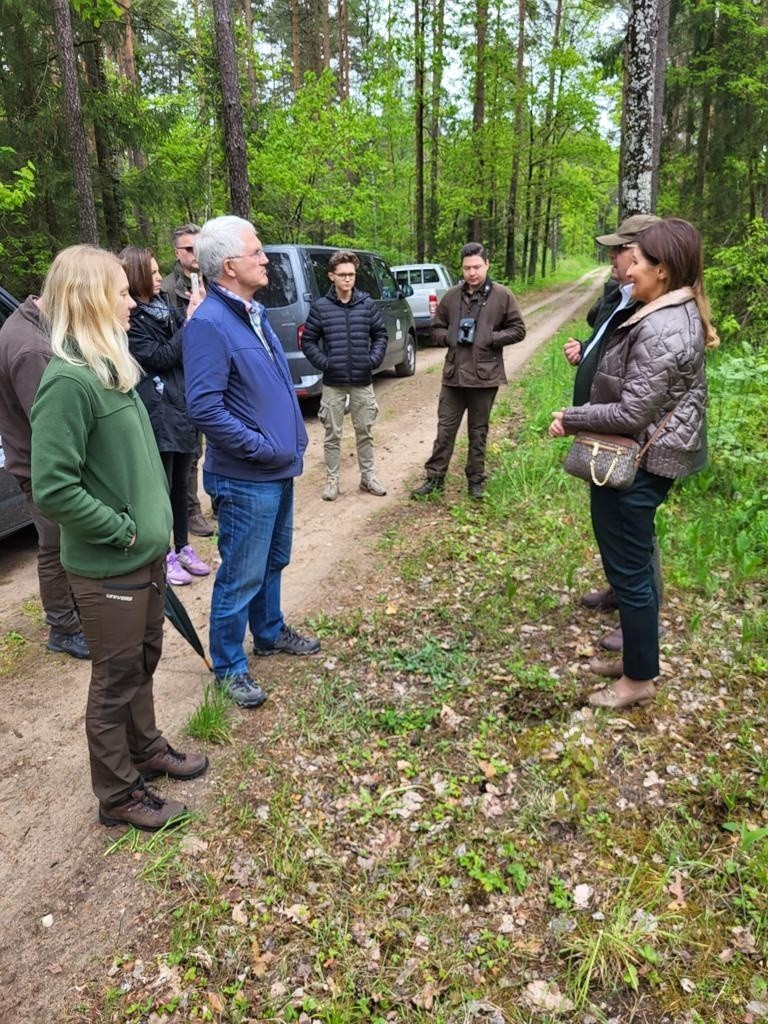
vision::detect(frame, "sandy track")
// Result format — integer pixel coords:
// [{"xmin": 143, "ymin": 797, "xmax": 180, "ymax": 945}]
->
[{"xmin": 0, "ymin": 270, "xmax": 605, "ymax": 1021}]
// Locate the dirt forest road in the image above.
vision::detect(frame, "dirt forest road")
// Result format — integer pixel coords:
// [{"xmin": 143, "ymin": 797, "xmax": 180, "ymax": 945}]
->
[{"xmin": 0, "ymin": 269, "xmax": 606, "ymax": 1022}]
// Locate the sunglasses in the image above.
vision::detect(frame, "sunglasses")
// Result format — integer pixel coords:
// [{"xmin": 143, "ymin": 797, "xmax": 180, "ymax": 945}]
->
[{"xmin": 176, "ymin": 245, "xmax": 195, "ymax": 253}]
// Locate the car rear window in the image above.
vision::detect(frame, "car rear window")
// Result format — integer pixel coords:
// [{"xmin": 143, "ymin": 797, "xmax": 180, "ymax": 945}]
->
[
  {"xmin": 310, "ymin": 252, "xmax": 332, "ymax": 295},
  {"xmin": 423, "ymin": 267, "xmax": 440, "ymax": 284},
  {"xmin": 260, "ymin": 252, "xmax": 298, "ymax": 308}
]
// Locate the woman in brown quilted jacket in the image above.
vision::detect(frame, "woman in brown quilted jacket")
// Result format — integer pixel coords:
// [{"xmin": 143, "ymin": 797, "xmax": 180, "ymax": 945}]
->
[{"xmin": 550, "ymin": 218, "xmax": 718, "ymax": 709}]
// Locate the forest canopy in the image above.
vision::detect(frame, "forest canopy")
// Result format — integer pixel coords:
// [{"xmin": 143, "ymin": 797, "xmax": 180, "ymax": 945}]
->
[{"xmin": 0, "ymin": 0, "xmax": 767, "ymax": 334}]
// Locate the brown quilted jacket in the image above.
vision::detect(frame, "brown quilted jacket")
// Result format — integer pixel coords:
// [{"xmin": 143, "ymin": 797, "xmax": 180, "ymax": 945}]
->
[{"xmin": 562, "ymin": 287, "xmax": 707, "ymax": 479}]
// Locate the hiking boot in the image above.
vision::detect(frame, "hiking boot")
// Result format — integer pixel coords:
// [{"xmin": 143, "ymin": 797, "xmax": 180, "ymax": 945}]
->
[
  {"xmin": 167, "ymin": 550, "xmax": 193, "ymax": 586},
  {"xmin": 254, "ymin": 624, "xmax": 321, "ymax": 657},
  {"xmin": 468, "ymin": 480, "xmax": 485, "ymax": 500},
  {"xmin": 411, "ymin": 476, "xmax": 444, "ymax": 498},
  {"xmin": 322, "ymin": 476, "xmax": 339, "ymax": 501},
  {"xmin": 360, "ymin": 475, "xmax": 387, "ymax": 496},
  {"xmin": 133, "ymin": 744, "xmax": 209, "ymax": 782},
  {"xmin": 599, "ymin": 626, "xmax": 623, "ymax": 652},
  {"xmin": 99, "ymin": 781, "xmax": 189, "ymax": 831},
  {"xmin": 580, "ymin": 586, "xmax": 617, "ymax": 610},
  {"xmin": 177, "ymin": 544, "xmax": 211, "ymax": 576},
  {"xmin": 188, "ymin": 511, "xmax": 215, "ymax": 537},
  {"xmin": 216, "ymin": 671, "xmax": 268, "ymax": 709},
  {"xmin": 47, "ymin": 628, "xmax": 91, "ymax": 660}
]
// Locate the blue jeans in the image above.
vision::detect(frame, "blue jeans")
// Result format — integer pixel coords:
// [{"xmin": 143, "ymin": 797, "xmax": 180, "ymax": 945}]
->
[{"xmin": 203, "ymin": 472, "xmax": 294, "ymax": 677}]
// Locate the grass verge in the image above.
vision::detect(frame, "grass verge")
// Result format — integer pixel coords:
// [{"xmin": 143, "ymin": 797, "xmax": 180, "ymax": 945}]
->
[{"xmin": 64, "ymin": 321, "xmax": 768, "ymax": 1024}]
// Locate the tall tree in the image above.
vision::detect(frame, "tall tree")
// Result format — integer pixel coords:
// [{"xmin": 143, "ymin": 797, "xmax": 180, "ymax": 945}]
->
[
  {"xmin": 619, "ymin": 0, "xmax": 660, "ymax": 217},
  {"xmin": 504, "ymin": 0, "xmax": 526, "ymax": 279},
  {"xmin": 211, "ymin": 0, "xmax": 251, "ymax": 217},
  {"xmin": 414, "ymin": 0, "xmax": 426, "ymax": 260},
  {"xmin": 51, "ymin": 0, "xmax": 99, "ymax": 243},
  {"xmin": 468, "ymin": 0, "xmax": 488, "ymax": 241},
  {"xmin": 426, "ymin": 0, "xmax": 445, "ymax": 259}
]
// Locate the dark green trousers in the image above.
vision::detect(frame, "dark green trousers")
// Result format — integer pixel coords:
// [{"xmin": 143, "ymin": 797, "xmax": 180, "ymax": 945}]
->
[
  {"xmin": 424, "ymin": 385, "xmax": 498, "ymax": 483},
  {"xmin": 67, "ymin": 557, "xmax": 168, "ymax": 806}
]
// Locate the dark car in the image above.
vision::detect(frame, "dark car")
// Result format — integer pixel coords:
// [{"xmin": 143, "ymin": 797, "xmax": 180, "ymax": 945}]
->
[
  {"xmin": 0, "ymin": 285, "xmax": 34, "ymax": 539},
  {"xmin": 260, "ymin": 245, "xmax": 417, "ymax": 402}
]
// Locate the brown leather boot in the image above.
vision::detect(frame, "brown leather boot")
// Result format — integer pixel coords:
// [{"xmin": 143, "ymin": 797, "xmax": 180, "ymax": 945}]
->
[{"xmin": 99, "ymin": 782, "xmax": 189, "ymax": 831}]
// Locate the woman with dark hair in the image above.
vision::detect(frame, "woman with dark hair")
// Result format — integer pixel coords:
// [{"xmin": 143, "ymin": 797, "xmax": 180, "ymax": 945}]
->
[
  {"xmin": 550, "ymin": 217, "xmax": 718, "ymax": 709},
  {"xmin": 120, "ymin": 247, "xmax": 210, "ymax": 586},
  {"xmin": 31, "ymin": 245, "xmax": 207, "ymax": 830}
]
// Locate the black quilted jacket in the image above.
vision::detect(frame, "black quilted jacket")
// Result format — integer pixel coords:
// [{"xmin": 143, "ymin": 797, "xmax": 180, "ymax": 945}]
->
[
  {"xmin": 301, "ymin": 288, "xmax": 388, "ymax": 387},
  {"xmin": 562, "ymin": 287, "xmax": 707, "ymax": 479}
]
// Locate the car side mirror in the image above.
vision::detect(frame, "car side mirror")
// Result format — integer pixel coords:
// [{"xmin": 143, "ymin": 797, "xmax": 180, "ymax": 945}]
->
[{"xmin": 398, "ymin": 284, "xmax": 414, "ymax": 298}]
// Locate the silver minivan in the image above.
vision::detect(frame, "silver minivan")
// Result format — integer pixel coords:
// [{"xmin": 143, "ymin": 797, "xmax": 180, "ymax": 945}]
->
[{"xmin": 260, "ymin": 245, "xmax": 417, "ymax": 403}]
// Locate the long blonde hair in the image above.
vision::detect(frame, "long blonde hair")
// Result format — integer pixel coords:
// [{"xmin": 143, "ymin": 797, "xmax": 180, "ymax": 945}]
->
[{"xmin": 40, "ymin": 245, "xmax": 141, "ymax": 392}]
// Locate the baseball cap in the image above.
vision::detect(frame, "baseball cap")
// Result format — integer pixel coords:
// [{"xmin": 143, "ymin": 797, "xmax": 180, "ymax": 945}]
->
[{"xmin": 596, "ymin": 213, "xmax": 661, "ymax": 247}]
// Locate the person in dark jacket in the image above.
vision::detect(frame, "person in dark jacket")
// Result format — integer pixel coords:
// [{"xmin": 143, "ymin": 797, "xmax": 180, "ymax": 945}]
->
[
  {"xmin": 120, "ymin": 247, "xmax": 210, "ymax": 586},
  {"xmin": 184, "ymin": 216, "xmax": 320, "ymax": 711},
  {"xmin": 160, "ymin": 222, "xmax": 215, "ymax": 539},
  {"xmin": 31, "ymin": 245, "xmax": 207, "ymax": 831},
  {"xmin": 0, "ymin": 296, "xmax": 90, "ymax": 658},
  {"xmin": 550, "ymin": 218, "xmax": 718, "ymax": 710},
  {"xmin": 563, "ymin": 214, "xmax": 663, "ymax": 652},
  {"xmin": 411, "ymin": 242, "xmax": 526, "ymax": 501},
  {"xmin": 301, "ymin": 250, "xmax": 389, "ymax": 501}
]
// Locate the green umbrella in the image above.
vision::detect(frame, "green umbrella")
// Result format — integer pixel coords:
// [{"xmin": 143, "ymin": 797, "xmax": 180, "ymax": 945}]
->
[{"xmin": 164, "ymin": 585, "xmax": 212, "ymax": 671}]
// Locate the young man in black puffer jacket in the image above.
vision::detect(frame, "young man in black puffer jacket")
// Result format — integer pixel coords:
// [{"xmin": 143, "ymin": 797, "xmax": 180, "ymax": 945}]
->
[{"xmin": 301, "ymin": 250, "xmax": 389, "ymax": 501}]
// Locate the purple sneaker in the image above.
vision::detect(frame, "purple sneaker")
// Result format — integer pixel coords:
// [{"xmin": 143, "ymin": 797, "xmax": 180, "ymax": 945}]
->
[
  {"xmin": 177, "ymin": 544, "xmax": 211, "ymax": 577},
  {"xmin": 166, "ymin": 551, "xmax": 193, "ymax": 586}
]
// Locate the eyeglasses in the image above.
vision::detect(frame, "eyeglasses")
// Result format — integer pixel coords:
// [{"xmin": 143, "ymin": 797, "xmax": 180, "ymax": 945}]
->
[
  {"xmin": 333, "ymin": 272, "xmax": 356, "ymax": 278},
  {"xmin": 176, "ymin": 245, "xmax": 195, "ymax": 253},
  {"xmin": 228, "ymin": 247, "xmax": 265, "ymax": 261}
]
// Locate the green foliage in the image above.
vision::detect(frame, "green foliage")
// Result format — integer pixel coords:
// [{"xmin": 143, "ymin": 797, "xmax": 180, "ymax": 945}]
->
[{"xmin": 705, "ymin": 219, "xmax": 768, "ymax": 348}]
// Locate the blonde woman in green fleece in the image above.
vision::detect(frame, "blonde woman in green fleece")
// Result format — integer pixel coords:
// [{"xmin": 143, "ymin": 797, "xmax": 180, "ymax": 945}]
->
[{"xmin": 31, "ymin": 245, "xmax": 207, "ymax": 831}]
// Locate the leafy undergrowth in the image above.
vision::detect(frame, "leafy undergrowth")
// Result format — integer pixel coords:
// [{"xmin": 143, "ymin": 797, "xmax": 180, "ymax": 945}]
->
[{"xmin": 65, "ymin": 328, "xmax": 768, "ymax": 1024}]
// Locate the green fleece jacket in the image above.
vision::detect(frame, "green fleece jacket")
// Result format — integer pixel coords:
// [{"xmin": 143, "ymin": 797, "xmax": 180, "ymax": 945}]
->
[{"xmin": 31, "ymin": 358, "xmax": 172, "ymax": 578}]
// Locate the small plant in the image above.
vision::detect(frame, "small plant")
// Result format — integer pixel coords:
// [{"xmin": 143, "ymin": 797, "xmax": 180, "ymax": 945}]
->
[{"xmin": 184, "ymin": 683, "xmax": 236, "ymax": 744}]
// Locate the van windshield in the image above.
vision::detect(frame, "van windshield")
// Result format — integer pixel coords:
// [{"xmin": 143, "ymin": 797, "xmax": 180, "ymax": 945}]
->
[{"xmin": 260, "ymin": 253, "xmax": 298, "ymax": 308}]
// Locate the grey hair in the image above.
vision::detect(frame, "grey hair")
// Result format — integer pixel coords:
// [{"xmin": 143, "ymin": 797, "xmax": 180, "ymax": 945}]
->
[
  {"xmin": 196, "ymin": 216, "xmax": 255, "ymax": 282},
  {"xmin": 171, "ymin": 223, "xmax": 200, "ymax": 246}
]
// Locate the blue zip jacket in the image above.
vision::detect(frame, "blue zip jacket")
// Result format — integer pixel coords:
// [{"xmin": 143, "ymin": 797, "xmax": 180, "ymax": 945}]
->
[{"xmin": 183, "ymin": 283, "xmax": 307, "ymax": 482}]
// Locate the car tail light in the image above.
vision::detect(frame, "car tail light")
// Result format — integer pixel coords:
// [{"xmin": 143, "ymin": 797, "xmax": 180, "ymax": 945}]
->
[
  {"xmin": 428, "ymin": 294, "xmax": 438, "ymax": 316},
  {"xmin": 297, "ymin": 323, "xmax": 305, "ymax": 349}
]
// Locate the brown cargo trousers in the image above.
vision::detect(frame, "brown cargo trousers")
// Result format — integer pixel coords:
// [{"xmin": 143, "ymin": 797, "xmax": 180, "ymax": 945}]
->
[{"xmin": 67, "ymin": 557, "xmax": 168, "ymax": 807}]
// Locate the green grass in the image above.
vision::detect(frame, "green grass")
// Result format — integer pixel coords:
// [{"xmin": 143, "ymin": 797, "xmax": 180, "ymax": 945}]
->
[
  {"xmin": 63, "ymin": 318, "xmax": 768, "ymax": 1024},
  {"xmin": 184, "ymin": 682, "xmax": 237, "ymax": 744}
]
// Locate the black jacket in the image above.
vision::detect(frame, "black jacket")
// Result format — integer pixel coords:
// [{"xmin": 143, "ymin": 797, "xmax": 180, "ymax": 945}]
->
[
  {"xmin": 301, "ymin": 287, "xmax": 388, "ymax": 387},
  {"xmin": 127, "ymin": 304, "xmax": 197, "ymax": 454}
]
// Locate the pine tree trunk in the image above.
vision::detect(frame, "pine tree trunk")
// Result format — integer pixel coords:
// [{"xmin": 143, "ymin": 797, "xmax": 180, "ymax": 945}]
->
[
  {"xmin": 426, "ymin": 0, "xmax": 445, "ymax": 259},
  {"xmin": 211, "ymin": 0, "xmax": 252, "ymax": 218},
  {"xmin": 650, "ymin": 0, "xmax": 669, "ymax": 209},
  {"xmin": 84, "ymin": 37, "xmax": 125, "ymax": 251},
  {"xmin": 468, "ymin": 0, "xmax": 488, "ymax": 241},
  {"xmin": 414, "ymin": 0, "xmax": 426, "ymax": 261},
  {"xmin": 504, "ymin": 0, "xmax": 526, "ymax": 279},
  {"xmin": 290, "ymin": 0, "xmax": 301, "ymax": 92},
  {"xmin": 51, "ymin": 0, "xmax": 99, "ymax": 244}
]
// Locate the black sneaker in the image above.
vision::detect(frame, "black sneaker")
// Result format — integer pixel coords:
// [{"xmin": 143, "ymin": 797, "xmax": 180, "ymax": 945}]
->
[
  {"xmin": 253, "ymin": 624, "xmax": 321, "ymax": 657},
  {"xmin": 47, "ymin": 629, "xmax": 91, "ymax": 660},
  {"xmin": 411, "ymin": 476, "xmax": 444, "ymax": 498},
  {"xmin": 215, "ymin": 671, "xmax": 268, "ymax": 708},
  {"xmin": 468, "ymin": 481, "xmax": 485, "ymax": 500}
]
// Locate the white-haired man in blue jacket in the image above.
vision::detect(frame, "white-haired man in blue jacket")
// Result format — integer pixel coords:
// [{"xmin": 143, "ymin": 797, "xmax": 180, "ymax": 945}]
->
[{"xmin": 184, "ymin": 216, "xmax": 320, "ymax": 709}]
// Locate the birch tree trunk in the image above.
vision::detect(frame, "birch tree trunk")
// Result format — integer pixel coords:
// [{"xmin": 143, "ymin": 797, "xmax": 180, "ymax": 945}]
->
[
  {"xmin": 211, "ymin": 0, "xmax": 252, "ymax": 218},
  {"xmin": 51, "ymin": 0, "xmax": 99, "ymax": 244},
  {"xmin": 619, "ymin": 0, "xmax": 658, "ymax": 217}
]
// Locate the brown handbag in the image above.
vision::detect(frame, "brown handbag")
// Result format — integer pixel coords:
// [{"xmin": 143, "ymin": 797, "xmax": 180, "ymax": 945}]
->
[{"xmin": 564, "ymin": 408, "xmax": 678, "ymax": 491}]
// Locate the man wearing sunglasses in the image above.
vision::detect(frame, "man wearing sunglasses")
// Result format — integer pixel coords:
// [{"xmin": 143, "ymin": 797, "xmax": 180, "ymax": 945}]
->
[
  {"xmin": 161, "ymin": 222, "xmax": 214, "ymax": 538},
  {"xmin": 161, "ymin": 223, "xmax": 201, "ymax": 312}
]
